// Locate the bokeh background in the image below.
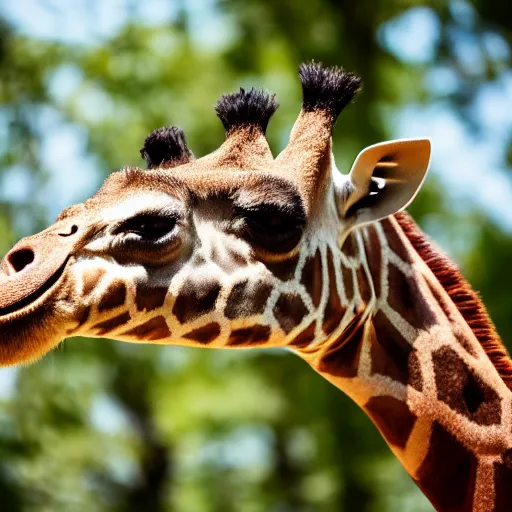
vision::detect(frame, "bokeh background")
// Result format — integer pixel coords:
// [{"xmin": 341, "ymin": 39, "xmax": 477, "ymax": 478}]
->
[{"xmin": 0, "ymin": 0, "xmax": 511, "ymax": 510}]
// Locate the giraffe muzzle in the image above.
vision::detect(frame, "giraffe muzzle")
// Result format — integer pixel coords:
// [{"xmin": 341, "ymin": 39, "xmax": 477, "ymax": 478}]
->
[{"xmin": 0, "ymin": 222, "xmax": 80, "ymax": 316}]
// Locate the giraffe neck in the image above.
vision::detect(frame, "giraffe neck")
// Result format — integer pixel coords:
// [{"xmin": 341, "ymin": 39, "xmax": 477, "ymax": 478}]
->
[{"xmin": 299, "ymin": 215, "xmax": 512, "ymax": 512}]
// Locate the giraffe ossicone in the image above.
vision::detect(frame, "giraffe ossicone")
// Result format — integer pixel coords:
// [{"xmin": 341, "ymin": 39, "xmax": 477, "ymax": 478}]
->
[{"xmin": 1, "ymin": 61, "xmax": 511, "ymax": 511}]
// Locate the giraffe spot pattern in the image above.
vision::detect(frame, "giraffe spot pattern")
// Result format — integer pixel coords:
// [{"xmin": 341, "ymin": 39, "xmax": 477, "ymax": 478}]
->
[
  {"xmin": 381, "ymin": 218, "xmax": 414, "ymax": 263},
  {"xmin": 135, "ymin": 286, "xmax": 168, "ymax": 312},
  {"xmin": 172, "ymin": 278, "xmax": 221, "ymax": 324},
  {"xmin": 74, "ymin": 306, "xmax": 91, "ymax": 329},
  {"xmin": 228, "ymin": 325, "xmax": 271, "ymax": 346},
  {"xmin": 426, "ymin": 281, "xmax": 480, "ymax": 356},
  {"xmin": 364, "ymin": 225, "xmax": 382, "ymax": 299},
  {"xmin": 224, "ymin": 280, "xmax": 272, "ymax": 319},
  {"xmin": 426, "ymin": 278, "xmax": 458, "ymax": 324},
  {"xmin": 415, "ymin": 421, "xmax": 477, "ymax": 512},
  {"xmin": 317, "ymin": 312, "xmax": 365, "ymax": 378},
  {"xmin": 408, "ymin": 350, "xmax": 423, "ymax": 392},
  {"xmin": 183, "ymin": 322, "xmax": 221, "ymax": 344},
  {"xmin": 210, "ymin": 246, "xmax": 247, "ymax": 273},
  {"xmin": 93, "ymin": 312, "xmax": 131, "ymax": 335},
  {"xmin": 98, "ymin": 280, "xmax": 126, "ymax": 311},
  {"xmin": 341, "ymin": 264, "xmax": 354, "ymax": 302},
  {"xmin": 370, "ymin": 311, "xmax": 412, "ymax": 385},
  {"xmin": 191, "ymin": 253, "xmax": 207, "ymax": 267},
  {"xmin": 387, "ymin": 263, "xmax": 437, "ymax": 330},
  {"xmin": 273, "ymin": 293, "xmax": 308, "ymax": 334},
  {"xmin": 82, "ymin": 268, "xmax": 106, "ymax": 296},
  {"xmin": 365, "ymin": 395, "xmax": 416, "ymax": 449},
  {"xmin": 356, "ymin": 267, "xmax": 371, "ymax": 304},
  {"xmin": 289, "ymin": 320, "xmax": 317, "ymax": 348},
  {"xmin": 502, "ymin": 448, "xmax": 512, "ymax": 469},
  {"xmin": 432, "ymin": 346, "xmax": 501, "ymax": 425},
  {"xmin": 322, "ymin": 248, "xmax": 344, "ymax": 335},
  {"xmin": 453, "ymin": 329, "xmax": 479, "ymax": 358},
  {"xmin": 123, "ymin": 316, "xmax": 171, "ymax": 340},
  {"xmin": 494, "ymin": 459, "xmax": 512, "ymax": 512},
  {"xmin": 265, "ymin": 253, "xmax": 299, "ymax": 282},
  {"xmin": 341, "ymin": 232, "xmax": 358, "ymax": 258},
  {"xmin": 300, "ymin": 248, "xmax": 322, "ymax": 309}
]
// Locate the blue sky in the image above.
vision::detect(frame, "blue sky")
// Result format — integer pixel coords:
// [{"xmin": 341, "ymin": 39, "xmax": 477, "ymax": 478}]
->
[{"xmin": 380, "ymin": 5, "xmax": 512, "ymax": 229}]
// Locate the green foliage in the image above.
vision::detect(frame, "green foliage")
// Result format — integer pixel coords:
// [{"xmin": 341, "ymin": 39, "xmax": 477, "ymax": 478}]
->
[{"xmin": 0, "ymin": 1, "xmax": 511, "ymax": 510}]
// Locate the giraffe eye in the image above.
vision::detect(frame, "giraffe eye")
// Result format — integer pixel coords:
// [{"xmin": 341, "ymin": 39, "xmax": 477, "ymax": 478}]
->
[
  {"xmin": 240, "ymin": 207, "xmax": 305, "ymax": 254},
  {"xmin": 115, "ymin": 214, "xmax": 177, "ymax": 240}
]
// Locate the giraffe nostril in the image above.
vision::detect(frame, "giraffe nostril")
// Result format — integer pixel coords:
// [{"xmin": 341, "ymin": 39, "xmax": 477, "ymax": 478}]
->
[
  {"xmin": 7, "ymin": 248, "xmax": 35, "ymax": 274},
  {"xmin": 58, "ymin": 225, "xmax": 78, "ymax": 237}
]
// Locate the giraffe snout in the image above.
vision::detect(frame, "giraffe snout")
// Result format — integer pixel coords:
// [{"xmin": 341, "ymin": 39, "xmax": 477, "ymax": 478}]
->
[{"xmin": 0, "ymin": 222, "xmax": 82, "ymax": 315}]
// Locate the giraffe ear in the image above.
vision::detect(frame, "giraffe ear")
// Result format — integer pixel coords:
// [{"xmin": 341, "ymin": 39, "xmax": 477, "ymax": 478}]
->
[{"xmin": 339, "ymin": 138, "xmax": 431, "ymax": 225}]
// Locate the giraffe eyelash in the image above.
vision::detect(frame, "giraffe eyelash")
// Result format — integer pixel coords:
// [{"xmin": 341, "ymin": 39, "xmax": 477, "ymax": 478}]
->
[
  {"xmin": 112, "ymin": 210, "xmax": 181, "ymax": 238},
  {"xmin": 235, "ymin": 207, "xmax": 305, "ymax": 255},
  {"xmin": 113, "ymin": 214, "xmax": 177, "ymax": 240}
]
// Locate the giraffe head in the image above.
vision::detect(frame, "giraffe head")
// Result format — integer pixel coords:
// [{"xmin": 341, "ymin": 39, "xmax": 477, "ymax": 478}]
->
[{"xmin": 0, "ymin": 62, "xmax": 430, "ymax": 365}]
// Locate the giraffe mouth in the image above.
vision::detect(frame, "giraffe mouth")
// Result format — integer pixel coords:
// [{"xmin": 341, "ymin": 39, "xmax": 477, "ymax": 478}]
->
[{"xmin": 0, "ymin": 257, "xmax": 70, "ymax": 318}]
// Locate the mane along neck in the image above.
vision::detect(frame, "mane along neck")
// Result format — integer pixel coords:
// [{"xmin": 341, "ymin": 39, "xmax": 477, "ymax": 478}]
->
[{"xmin": 394, "ymin": 211, "xmax": 512, "ymax": 390}]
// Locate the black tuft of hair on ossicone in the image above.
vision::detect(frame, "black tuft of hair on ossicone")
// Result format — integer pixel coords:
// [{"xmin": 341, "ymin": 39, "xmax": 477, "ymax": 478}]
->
[
  {"xmin": 299, "ymin": 61, "xmax": 362, "ymax": 120},
  {"xmin": 214, "ymin": 88, "xmax": 278, "ymax": 135},
  {"xmin": 140, "ymin": 126, "xmax": 193, "ymax": 169}
]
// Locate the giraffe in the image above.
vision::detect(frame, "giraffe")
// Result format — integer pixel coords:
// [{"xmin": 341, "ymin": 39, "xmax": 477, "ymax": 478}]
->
[{"xmin": 0, "ymin": 61, "xmax": 510, "ymax": 511}]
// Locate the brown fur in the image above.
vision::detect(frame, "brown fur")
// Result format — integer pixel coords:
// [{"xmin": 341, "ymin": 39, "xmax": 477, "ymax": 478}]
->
[{"xmin": 394, "ymin": 211, "xmax": 512, "ymax": 389}]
